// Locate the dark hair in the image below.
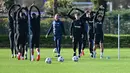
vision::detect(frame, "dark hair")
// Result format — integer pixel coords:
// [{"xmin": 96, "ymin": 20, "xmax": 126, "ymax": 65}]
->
[
  {"xmin": 32, "ymin": 13, "xmax": 36, "ymax": 16},
  {"xmin": 97, "ymin": 14, "xmax": 103, "ymax": 18}
]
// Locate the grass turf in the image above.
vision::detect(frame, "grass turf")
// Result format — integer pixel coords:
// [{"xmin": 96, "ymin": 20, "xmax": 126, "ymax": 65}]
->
[{"xmin": 0, "ymin": 48, "xmax": 130, "ymax": 73}]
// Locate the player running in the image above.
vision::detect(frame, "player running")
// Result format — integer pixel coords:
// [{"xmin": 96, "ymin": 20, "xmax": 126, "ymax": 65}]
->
[
  {"xmin": 29, "ymin": 5, "xmax": 41, "ymax": 61},
  {"xmin": 46, "ymin": 13, "xmax": 66, "ymax": 57}
]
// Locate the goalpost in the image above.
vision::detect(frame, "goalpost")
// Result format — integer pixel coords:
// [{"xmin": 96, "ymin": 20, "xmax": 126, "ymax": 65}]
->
[{"xmin": 118, "ymin": 14, "xmax": 120, "ymax": 60}]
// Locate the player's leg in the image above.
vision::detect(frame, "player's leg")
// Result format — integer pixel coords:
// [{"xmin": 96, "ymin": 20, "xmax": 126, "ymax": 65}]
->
[
  {"xmin": 54, "ymin": 37, "xmax": 59, "ymax": 57},
  {"xmin": 88, "ymin": 32, "xmax": 94, "ymax": 57},
  {"xmin": 21, "ymin": 44, "xmax": 25, "ymax": 60},
  {"xmin": 99, "ymin": 33, "xmax": 104, "ymax": 59},
  {"xmin": 21, "ymin": 35, "xmax": 26, "ymax": 60},
  {"xmin": 73, "ymin": 37, "xmax": 78, "ymax": 56},
  {"xmin": 9, "ymin": 31, "xmax": 14, "ymax": 58},
  {"xmin": 81, "ymin": 33, "xmax": 87, "ymax": 56},
  {"xmin": 78, "ymin": 38, "xmax": 82, "ymax": 58},
  {"xmin": 16, "ymin": 34, "xmax": 21, "ymax": 60},
  {"xmin": 35, "ymin": 35, "xmax": 40, "ymax": 61},
  {"xmin": 30, "ymin": 36, "xmax": 35, "ymax": 61},
  {"xmin": 24, "ymin": 34, "xmax": 28, "ymax": 60},
  {"xmin": 24, "ymin": 43, "xmax": 28, "ymax": 60},
  {"xmin": 14, "ymin": 33, "xmax": 18, "ymax": 58},
  {"xmin": 93, "ymin": 34, "xmax": 99, "ymax": 58},
  {"xmin": 57, "ymin": 38, "xmax": 61, "ymax": 57}
]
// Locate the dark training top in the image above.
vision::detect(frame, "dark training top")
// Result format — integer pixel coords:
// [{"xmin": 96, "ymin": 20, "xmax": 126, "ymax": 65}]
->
[
  {"xmin": 16, "ymin": 7, "xmax": 28, "ymax": 35},
  {"xmin": 47, "ymin": 19, "xmax": 66, "ymax": 38},
  {"xmin": 8, "ymin": 4, "xmax": 21, "ymax": 32},
  {"xmin": 79, "ymin": 11, "xmax": 95, "ymax": 33},
  {"xmin": 29, "ymin": 5, "xmax": 41, "ymax": 35},
  {"xmin": 70, "ymin": 19, "xmax": 85, "ymax": 38},
  {"xmin": 93, "ymin": 7, "xmax": 106, "ymax": 34}
]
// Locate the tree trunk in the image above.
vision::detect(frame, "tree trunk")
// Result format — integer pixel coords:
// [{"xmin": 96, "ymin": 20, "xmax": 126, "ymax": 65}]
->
[{"xmin": 53, "ymin": 0, "xmax": 57, "ymax": 15}]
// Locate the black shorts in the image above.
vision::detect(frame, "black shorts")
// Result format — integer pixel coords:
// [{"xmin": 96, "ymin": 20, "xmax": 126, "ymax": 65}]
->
[
  {"xmin": 94, "ymin": 33, "xmax": 104, "ymax": 44},
  {"xmin": 31, "ymin": 35, "xmax": 40, "ymax": 48}
]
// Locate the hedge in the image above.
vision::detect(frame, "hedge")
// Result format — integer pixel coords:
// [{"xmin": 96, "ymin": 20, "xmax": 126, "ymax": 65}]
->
[{"xmin": 0, "ymin": 34, "xmax": 130, "ymax": 48}]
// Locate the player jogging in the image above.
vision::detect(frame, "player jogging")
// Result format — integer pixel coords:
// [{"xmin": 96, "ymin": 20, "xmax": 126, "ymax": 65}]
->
[
  {"xmin": 46, "ymin": 13, "xmax": 66, "ymax": 57},
  {"xmin": 70, "ymin": 13, "xmax": 85, "ymax": 58}
]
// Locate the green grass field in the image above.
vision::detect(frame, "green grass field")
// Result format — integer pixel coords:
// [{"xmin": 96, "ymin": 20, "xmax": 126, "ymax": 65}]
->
[{"xmin": 0, "ymin": 48, "xmax": 130, "ymax": 73}]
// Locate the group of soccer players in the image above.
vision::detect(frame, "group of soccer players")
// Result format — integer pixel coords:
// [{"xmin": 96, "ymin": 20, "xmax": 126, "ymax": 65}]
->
[
  {"xmin": 45, "ymin": 5, "xmax": 106, "ymax": 59},
  {"xmin": 8, "ymin": 3, "xmax": 40, "ymax": 61},
  {"xmin": 63, "ymin": 5, "xmax": 106, "ymax": 59},
  {"xmin": 8, "ymin": 3, "xmax": 106, "ymax": 61}
]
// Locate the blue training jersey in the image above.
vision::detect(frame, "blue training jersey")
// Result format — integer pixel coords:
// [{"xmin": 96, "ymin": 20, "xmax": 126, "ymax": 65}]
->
[{"xmin": 47, "ymin": 19, "xmax": 66, "ymax": 38}]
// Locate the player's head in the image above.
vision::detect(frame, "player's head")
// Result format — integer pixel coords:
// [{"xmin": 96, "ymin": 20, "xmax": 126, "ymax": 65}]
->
[
  {"xmin": 32, "ymin": 13, "xmax": 36, "ymax": 18},
  {"xmin": 74, "ymin": 12, "xmax": 80, "ymax": 19},
  {"xmin": 54, "ymin": 13, "xmax": 60, "ymax": 20},
  {"xmin": 97, "ymin": 14, "xmax": 103, "ymax": 21},
  {"xmin": 85, "ymin": 9, "xmax": 90, "ymax": 18}
]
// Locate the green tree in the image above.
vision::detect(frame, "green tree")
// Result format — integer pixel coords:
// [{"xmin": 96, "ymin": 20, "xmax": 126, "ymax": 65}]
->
[
  {"xmin": 44, "ymin": 0, "xmax": 73, "ymax": 16},
  {"xmin": 91, "ymin": 0, "xmax": 107, "ymax": 10},
  {"xmin": 4, "ymin": 0, "xmax": 14, "ymax": 9}
]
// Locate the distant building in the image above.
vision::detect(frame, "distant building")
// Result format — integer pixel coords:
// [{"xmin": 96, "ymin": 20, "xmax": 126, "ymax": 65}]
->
[{"xmin": 72, "ymin": 2, "xmax": 93, "ymax": 10}]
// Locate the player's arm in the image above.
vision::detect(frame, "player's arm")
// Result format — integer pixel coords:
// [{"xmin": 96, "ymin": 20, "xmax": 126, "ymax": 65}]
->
[
  {"xmin": 70, "ymin": 21, "xmax": 74, "ymax": 38},
  {"xmin": 67, "ymin": 8, "xmax": 75, "ymax": 20},
  {"xmin": 33, "ymin": 5, "xmax": 41, "ymax": 18},
  {"xmin": 17, "ymin": 7, "xmax": 23, "ymax": 19},
  {"xmin": 46, "ymin": 22, "xmax": 53, "ymax": 37},
  {"xmin": 75, "ymin": 8, "xmax": 84, "ymax": 13},
  {"xmin": 29, "ymin": 6, "xmax": 33, "ymax": 19},
  {"xmin": 8, "ymin": 5, "xmax": 15, "ymax": 17},
  {"xmin": 101, "ymin": 6, "xmax": 106, "ymax": 23}
]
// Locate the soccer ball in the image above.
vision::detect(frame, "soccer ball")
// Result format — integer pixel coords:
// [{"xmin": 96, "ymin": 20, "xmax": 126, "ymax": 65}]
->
[
  {"xmin": 72, "ymin": 56, "xmax": 78, "ymax": 62},
  {"xmin": 53, "ymin": 48, "xmax": 57, "ymax": 53},
  {"xmin": 57, "ymin": 56, "xmax": 64, "ymax": 62},
  {"xmin": 45, "ymin": 57, "xmax": 52, "ymax": 64}
]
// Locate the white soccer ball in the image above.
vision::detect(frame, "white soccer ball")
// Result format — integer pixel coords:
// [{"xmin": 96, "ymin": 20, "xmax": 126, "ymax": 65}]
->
[
  {"xmin": 57, "ymin": 56, "xmax": 64, "ymax": 62},
  {"xmin": 72, "ymin": 56, "xmax": 78, "ymax": 62},
  {"xmin": 45, "ymin": 57, "xmax": 52, "ymax": 64},
  {"xmin": 53, "ymin": 48, "xmax": 57, "ymax": 53}
]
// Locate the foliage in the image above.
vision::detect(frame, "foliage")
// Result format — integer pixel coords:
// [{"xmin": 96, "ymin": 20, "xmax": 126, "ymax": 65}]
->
[
  {"xmin": 0, "ymin": 34, "xmax": 130, "ymax": 48},
  {"xmin": 44, "ymin": 0, "xmax": 73, "ymax": 16},
  {"xmin": 4, "ymin": 0, "xmax": 14, "ymax": 9},
  {"xmin": 104, "ymin": 9, "xmax": 130, "ymax": 34}
]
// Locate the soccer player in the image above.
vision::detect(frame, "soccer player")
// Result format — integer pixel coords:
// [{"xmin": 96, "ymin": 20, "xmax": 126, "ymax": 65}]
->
[
  {"xmin": 70, "ymin": 13, "xmax": 85, "ymax": 58},
  {"xmin": 93, "ymin": 5, "xmax": 106, "ymax": 59},
  {"xmin": 79, "ymin": 9, "xmax": 96, "ymax": 57},
  {"xmin": 29, "ymin": 5, "xmax": 41, "ymax": 61},
  {"xmin": 8, "ymin": 4, "xmax": 21, "ymax": 58},
  {"xmin": 66, "ymin": 8, "xmax": 88, "ymax": 56},
  {"xmin": 17, "ymin": 7, "xmax": 28, "ymax": 60},
  {"xmin": 46, "ymin": 13, "xmax": 66, "ymax": 57}
]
